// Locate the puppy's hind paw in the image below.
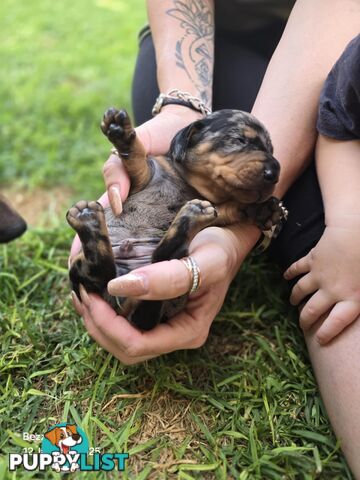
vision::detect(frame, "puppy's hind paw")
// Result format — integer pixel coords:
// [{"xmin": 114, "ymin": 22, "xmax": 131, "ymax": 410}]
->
[
  {"xmin": 66, "ymin": 200, "xmax": 105, "ymax": 233},
  {"xmin": 180, "ymin": 199, "xmax": 218, "ymax": 226}
]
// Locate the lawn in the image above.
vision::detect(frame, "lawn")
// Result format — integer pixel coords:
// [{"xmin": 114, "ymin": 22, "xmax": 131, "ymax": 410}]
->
[{"xmin": 0, "ymin": 1, "xmax": 352, "ymax": 479}]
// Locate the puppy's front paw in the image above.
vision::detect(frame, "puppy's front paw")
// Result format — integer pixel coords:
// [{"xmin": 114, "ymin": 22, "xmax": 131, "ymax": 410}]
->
[
  {"xmin": 245, "ymin": 196, "xmax": 288, "ymax": 232},
  {"xmin": 100, "ymin": 108, "xmax": 135, "ymax": 151}
]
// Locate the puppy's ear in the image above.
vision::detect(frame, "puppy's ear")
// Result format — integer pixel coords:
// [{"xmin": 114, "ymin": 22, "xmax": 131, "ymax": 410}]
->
[
  {"xmin": 45, "ymin": 428, "xmax": 59, "ymax": 445},
  {"xmin": 67, "ymin": 424, "xmax": 77, "ymax": 435},
  {"xmin": 168, "ymin": 120, "xmax": 203, "ymax": 163}
]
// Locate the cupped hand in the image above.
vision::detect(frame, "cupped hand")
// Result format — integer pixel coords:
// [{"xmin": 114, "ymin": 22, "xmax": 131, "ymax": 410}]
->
[
  {"xmin": 71, "ymin": 224, "xmax": 256, "ymax": 365},
  {"xmin": 284, "ymin": 223, "xmax": 360, "ymax": 345}
]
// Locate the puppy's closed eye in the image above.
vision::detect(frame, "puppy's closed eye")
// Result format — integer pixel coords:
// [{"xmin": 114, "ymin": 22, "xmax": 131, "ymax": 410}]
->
[{"xmin": 236, "ymin": 137, "xmax": 248, "ymax": 146}]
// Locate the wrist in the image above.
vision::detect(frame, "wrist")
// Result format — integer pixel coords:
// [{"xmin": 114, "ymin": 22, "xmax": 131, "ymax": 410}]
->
[
  {"xmin": 153, "ymin": 85, "xmax": 212, "ymax": 115},
  {"xmin": 161, "ymin": 103, "xmax": 204, "ymax": 121},
  {"xmin": 226, "ymin": 223, "xmax": 262, "ymax": 271}
]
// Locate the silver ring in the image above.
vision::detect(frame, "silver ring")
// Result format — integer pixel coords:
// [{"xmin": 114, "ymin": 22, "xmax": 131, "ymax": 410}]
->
[{"xmin": 181, "ymin": 256, "xmax": 201, "ymax": 295}]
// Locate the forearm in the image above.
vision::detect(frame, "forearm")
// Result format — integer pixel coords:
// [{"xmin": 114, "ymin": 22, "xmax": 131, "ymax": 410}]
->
[
  {"xmin": 146, "ymin": 0, "xmax": 214, "ymax": 108},
  {"xmin": 316, "ymin": 135, "xmax": 360, "ymax": 225},
  {"xmin": 252, "ymin": 0, "xmax": 360, "ymax": 199}
]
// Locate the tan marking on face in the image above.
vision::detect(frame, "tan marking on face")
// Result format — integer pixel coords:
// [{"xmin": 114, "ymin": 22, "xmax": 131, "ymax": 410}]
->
[
  {"xmin": 243, "ymin": 126, "xmax": 258, "ymax": 139},
  {"xmin": 183, "ymin": 149, "xmax": 267, "ymax": 201},
  {"xmin": 185, "ymin": 173, "xmax": 228, "ymax": 203},
  {"xmin": 194, "ymin": 141, "xmax": 213, "ymax": 155},
  {"xmin": 188, "ymin": 150, "xmax": 267, "ymax": 175}
]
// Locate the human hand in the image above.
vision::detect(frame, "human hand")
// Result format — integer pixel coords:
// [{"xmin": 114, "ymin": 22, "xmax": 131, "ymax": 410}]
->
[
  {"xmin": 284, "ymin": 222, "xmax": 360, "ymax": 345},
  {"xmin": 71, "ymin": 224, "xmax": 258, "ymax": 364}
]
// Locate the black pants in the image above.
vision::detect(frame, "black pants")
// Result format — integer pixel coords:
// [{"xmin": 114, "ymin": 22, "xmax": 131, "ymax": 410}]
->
[{"xmin": 131, "ymin": 22, "xmax": 325, "ymax": 272}]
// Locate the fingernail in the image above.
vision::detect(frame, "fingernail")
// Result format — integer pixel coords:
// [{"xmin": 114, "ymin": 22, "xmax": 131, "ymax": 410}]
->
[
  {"xmin": 79, "ymin": 284, "xmax": 91, "ymax": 307},
  {"xmin": 71, "ymin": 291, "xmax": 82, "ymax": 310},
  {"xmin": 108, "ymin": 273, "xmax": 148, "ymax": 296},
  {"xmin": 109, "ymin": 185, "xmax": 122, "ymax": 216}
]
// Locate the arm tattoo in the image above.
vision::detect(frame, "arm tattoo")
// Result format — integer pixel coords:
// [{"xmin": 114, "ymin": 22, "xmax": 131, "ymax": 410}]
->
[{"xmin": 166, "ymin": 0, "xmax": 214, "ymax": 107}]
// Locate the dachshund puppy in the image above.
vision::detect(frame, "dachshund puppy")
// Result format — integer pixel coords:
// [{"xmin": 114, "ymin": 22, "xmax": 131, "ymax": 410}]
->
[{"xmin": 67, "ymin": 108, "xmax": 284, "ymax": 330}]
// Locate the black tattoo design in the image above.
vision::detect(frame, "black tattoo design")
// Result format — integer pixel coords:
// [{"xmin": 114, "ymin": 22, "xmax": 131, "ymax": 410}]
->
[{"xmin": 167, "ymin": 0, "xmax": 214, "ymax": 107}]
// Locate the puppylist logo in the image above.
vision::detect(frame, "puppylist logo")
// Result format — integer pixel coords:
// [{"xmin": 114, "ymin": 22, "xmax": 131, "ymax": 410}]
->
[{"xmin": 8, "ymin": 423, "xmax": 129, "ymax": 473}]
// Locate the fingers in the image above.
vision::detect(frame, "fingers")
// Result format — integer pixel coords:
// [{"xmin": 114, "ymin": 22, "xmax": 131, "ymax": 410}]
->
[
  {"xmin": 108, "ymin": 260, "xmax": 192, "ymax": 300},
  {"xmin": 123, "ymin": 285, "xmax": 224, "ymax": 355},
  {"xmin": 299, "ymin": 290, "xmax": 333, "ymax": 330},
  {"xmin": 284, "ymin": 254, "xmax": 310, "ymax": 280},
  {"xmin": 289, "ymin": 273, "xmax": 317, "ymax": 305},
  {"xmin": 83, "ymin": 311, "xmax": 154, "ymax": 365},
  {"xmin": 71, "ymin": 279, "xmax": 223, "ymax": 363},
  {"xmin": 76, "ymin": 291, "xmax": 211, "ymax": 362},
  {"xmin": 75, "ymin": 290, "xmax": 155, "ymax": 364},
  {"xmin": 316, "ymin": 300, "xmax": 360, "ymax": 345},
  {"xmin": 92, "ymin": 291, "xmax": 214, "ymax": 355},
  {"xmin": 102, "ymin": 154, "xmax": 131, "ymax": 216}
]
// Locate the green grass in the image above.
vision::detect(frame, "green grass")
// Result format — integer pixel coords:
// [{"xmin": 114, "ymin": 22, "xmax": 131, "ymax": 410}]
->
[
  {"xmin": 0, "ymin": 1, "xmax": 353, "ymax": 479},
  {"xmin": 1, "ymin": 0, "xmax": 145, "ymax": 198}
]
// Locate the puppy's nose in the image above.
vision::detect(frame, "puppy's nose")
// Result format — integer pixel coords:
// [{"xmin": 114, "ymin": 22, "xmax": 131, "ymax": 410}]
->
[
  {"xmin": 263, "ymin": 168, "xmax": 278, "ymax": 183},
  {"xmin": 72, "ymin": 434, "xmax": 80, "ymax": 441},
  {"xmin": 263, "ymin": 159, "xmax": 280, "ymax": 183}
]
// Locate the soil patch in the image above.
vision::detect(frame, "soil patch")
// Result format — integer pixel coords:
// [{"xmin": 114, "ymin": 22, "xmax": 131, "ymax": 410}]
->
[{"xmin": 2, "ymin": 186, "xmax": 74, "ymax": 227}]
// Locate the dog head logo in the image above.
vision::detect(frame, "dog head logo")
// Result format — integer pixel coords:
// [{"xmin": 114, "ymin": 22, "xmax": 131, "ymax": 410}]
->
[
  {"xmin": 44, "ymin": 424, "xmax": 82, "ymax": 455},
  {"xmin": 41, "ymin": 423, "xmax": 89, "ymax": 472}
]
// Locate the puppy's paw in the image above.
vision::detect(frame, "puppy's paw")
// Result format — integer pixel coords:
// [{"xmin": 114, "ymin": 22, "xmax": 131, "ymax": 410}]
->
[
  {"xmin": 100, "ymin": 108, "xmax": 135, "ymax": 151},
  {"xmin": 245, "ymin": 196, "xmax": 287, "ymax": 232},
  {"xmin": 180, "ymin": 199, "xmax": 218, "ymax": 227},
  {"xmin": 66, "ymin": 200, "xmax": 105, "ymax": 232}
]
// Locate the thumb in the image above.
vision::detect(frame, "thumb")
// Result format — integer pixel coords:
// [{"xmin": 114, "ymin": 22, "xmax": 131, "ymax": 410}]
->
[
  {"xmin": 107, "ymin": 239, "xmax": 229, "ymax": 300},
  {"xmin": 107, "ymin": 259, "xmax": 191, "ymax": 300},
  {"xmin": 102, "ymin": 153, "xmax": 131, "ymax": 216}
]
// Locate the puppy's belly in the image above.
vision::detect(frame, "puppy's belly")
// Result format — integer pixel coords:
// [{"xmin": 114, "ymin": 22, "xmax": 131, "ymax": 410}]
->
[{"xmin": 112, "ymin": 236, "xmax": 161, "ymax": 277}]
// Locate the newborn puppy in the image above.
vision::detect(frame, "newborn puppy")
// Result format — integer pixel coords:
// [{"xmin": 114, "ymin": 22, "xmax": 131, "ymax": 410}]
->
[{"xmin": 67, "ymin": 108, "xmax": 284, "ymax": 330}]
